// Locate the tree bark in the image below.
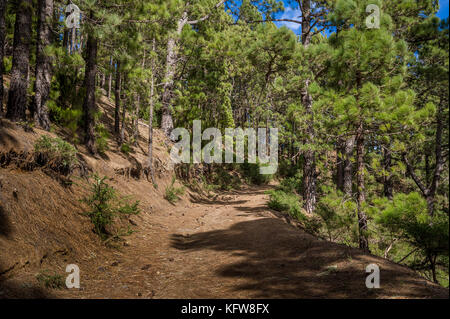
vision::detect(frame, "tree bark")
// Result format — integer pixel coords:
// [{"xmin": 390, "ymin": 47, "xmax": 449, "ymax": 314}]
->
[
  {"xmin": 147, "ymin": 38, "xmax": 156, "ymax": 184},
  {"xmin": 0, "ymin": 0, "xmax": 6, "ymax": 114},
  {"xmin": 6, "ymin": 0, "xmax": 32, "ymax": 122},
  {"xmin": 337, "ymin": 139, "xmax": 344, "ymax": 191},
  {"xmin": 383, "ymin": 146, "xmax": 393, "ymax": 199},
  {"xmin": 300, "ymin": 0, "xmax": 316, "ymax": 214},
  {"xmin": 356, "ymin": 123, "xmax": 369, "ymax": 252},
  {"xmin": 32, "ymin": 0, "xmax": 53, "ymax": 130},
  {"xmin": 133, "ymin": 94, "xmax": 140, "ymax": 145},
  {"xmin": 107, "ymin": 56, "xmax": 112, "ymax": 99},
  {"xmin": 82, "ymin": 30, "xmax": 98, "ymax": 154},
  {"xmin": 343, "ymin": 136, "xmax": 355, "ymax": 197},
  {"xmin": 114, "ymin": 61, "xmax": 121, "ymax": 135},
  {"xmin": 161, "ymin": 11, "xmax": 188, "ymax": 137}
]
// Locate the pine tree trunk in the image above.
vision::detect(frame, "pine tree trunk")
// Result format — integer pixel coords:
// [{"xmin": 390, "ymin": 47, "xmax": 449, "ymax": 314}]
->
[
  {"xmin": 343, "ymin": 136, "xmax": 355, "ymax": 197},
  {"xmin": 107, "ymin": 57, "xmax": 112, "ymax": 99},
  {"xmin": 120, "ymin": 96, "xmax": 126, "ymax": 145},
  {"xmin": 337, "ymin": 139, "xmax": 344, "ymax": 191},
  {"xmin": 82, "ymin": 31, "xmax": 98, "ymax": 154},
  {"xmin": 147, "ymin": 38, "xmax": 156, "ymax": 184},
  {"xmin": 62, "ymin": 1, "xmax": 69, "ymax": 51},
  {"xmin": 70, "ymin": 27, "xmax": 76, "ymax": 54},
  {"xmin": 114, "ymin": 61, "xmax": 121, "ymax": 135},
  {"xmin": 356, "ymin": 123, "xmax": 369, "ymax": 252},
  {"xmin": 302, "ymin": 81, "xmax": 316, "ymax": 214},
  {"xmin": 6, "ymin": 0, "xmax": 32, "ymax": 122},
  {"xmin": 383, "ymin": 147, "xmax": 393, "ymax": 199},
  {"xmin": 161, "ymin": 11, "xmax": 188, "ymax": 137},
  {"xmin": 300, "ymin": 0, "xmax": 316, "ymax": 214},
  {"xmin": 32, "ymin": 0, "xmax": 53, "ymax": 130},
  {"xmin": 0, "ymin": 0, "xmax": 6, "ymax": 114},
  {"xmin": 133, "ymin": 94, "xmax": 140, "ymax": 145}
]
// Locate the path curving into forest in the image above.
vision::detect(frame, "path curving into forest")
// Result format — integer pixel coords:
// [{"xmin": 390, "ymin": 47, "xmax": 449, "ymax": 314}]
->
[{"xmin": 55, "ymin": 184, "xmax": 447, "ymax": 299}]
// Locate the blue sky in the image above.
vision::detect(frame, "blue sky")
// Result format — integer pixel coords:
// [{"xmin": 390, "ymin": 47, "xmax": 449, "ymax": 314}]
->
[{"xmin": 274, "ymin": 0, "xmax": 449, "ymax": 34}]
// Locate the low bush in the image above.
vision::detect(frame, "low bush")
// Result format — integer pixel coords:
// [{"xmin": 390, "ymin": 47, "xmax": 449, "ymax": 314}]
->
[
  {"xmin": 164, "ymin": 177, "xmax": 185, "ymax": 204},
  {"xmin": 81, "ymin": 174, "xmax": 140, "ymax": 240},
  {"xmin": 95, "ymin": 123, "xmax": 110, "ymax": 155},
  {"xmin": 120, "ymin": 142, "xmax": 131, "ymax": 155},
  {"xmin": 372, "ymin": 192, "xmax": 449, "ymax": 284},
  {"xmin": 241, "ymin": 159, "xmax": 273, "ymax": 185},
  {"xmin": 34, "ymin": 135, "xmax": 78, "ymax": 174},
  {"xmin": 36, "ymin": 270, "xmax": 65, "ymax": 289},
  {"xmin": 267, "ymin": 190, "xmax": 305, "ymax": 221}
]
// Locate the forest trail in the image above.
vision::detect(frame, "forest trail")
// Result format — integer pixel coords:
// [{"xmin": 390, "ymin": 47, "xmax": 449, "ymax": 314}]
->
[{"xmin": 54, "ymin": 184, "xmax": 447, "ymax": 299}]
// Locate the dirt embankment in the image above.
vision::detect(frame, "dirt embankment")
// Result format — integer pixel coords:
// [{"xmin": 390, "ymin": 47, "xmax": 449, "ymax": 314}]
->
[{"xmin": 0, "ymin": 96, "xmax": 448, "ymax": 299}]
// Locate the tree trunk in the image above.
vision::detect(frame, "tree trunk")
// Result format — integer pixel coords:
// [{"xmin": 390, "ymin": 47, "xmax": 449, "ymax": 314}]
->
[
  {"xmin": 161, "ymin": 11, "xmax": 188, "ymax": 137},
  {"xmin": 343, "ymin": 136, "xmax": 355, "ymax": 197},
  {"xmin": 120, "ymin": 95, "xmax": 126, "ymax": 145},
  {"xmin": 107, "ymin": 56, "xmax": 112, "ymax": 99},
  {"xmin": 356, "ymin": 123, "xmax": 369, "ymax": 252},
  {"xmin": 62, "ymin": 1, "xmax": 69, "ymax": 51},
  {"xmin": 32, "ymin": 0, "xmax": 53, "ymax": 130},
  {"xmin": 337, "ymin": 139, "xmax": 344, "ymax": 191},
  {"xmin": 82, "ymin": 30, "xmax": 98, "ymax": 154},
  {"xmin": 0, "ymin": 0, "xmax": 6, "ymax": 114},
  {"xmin": 6, "ymin": 0, "xmax": 32, "ymax": 122},
  {"xmin": 147, "ymin": 38, "xmax": 156, "ymax": 184},
  {"xmin": 300, "ymin": 0, "xmax": 316, "ymax": 214},
  {"xmin": 114, "ymin": 61, "xmax": 121, "ymax": 135},
  {"xmin": 133, "ymin": 94, "xmax": 140, "ymax": 145},
  {"xmin": 383, "ymin": 146, "xmax": 393, "ymax": 199}
]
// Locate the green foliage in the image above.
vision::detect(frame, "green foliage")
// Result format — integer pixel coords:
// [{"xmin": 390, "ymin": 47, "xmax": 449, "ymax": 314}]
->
[
  {"xmin": 3, "ymin": 55, "xmax": 12, "ymax": 73},
  {"xmin": 372, "ymin": 192, "xmax": 449, "ymax": 284},
  {"xmin": 315, "ymin": 190, "xmax": 359, "ymax": 245},
  {"xmin": 277, "ymin": 173, "xmax": 303, "ymax": 194},
  {"xmin": 267, "ymin": 190, "xmax": 305, "ymax": 221},
  {"xmin": 81, "ymin": 174, "xmax": 140, "ymax": 240},
  {"xmin": 34, "ymin": 135, "xmax": 78, "ymax": 173},
  {"xmin": 241, "ymin": 159, "xmax": 273, "ymax": 185},
  {"xmin": 95, "ymin": 123, "xmax": 110, "ymax": 155},
  {"xmin": 36, "ymin": 270, "xmax": 65, "ymax": 289},
  {"xmin": 209, "ymin": 166, "xmax": 242, "ymax": 191},
  {"xmin": 164, "ymin": 177, "xmax": 185, "ymax": 204},
  {"xmin": 120, "ymin": 143, "xmax": 131, "ymax": 155}
]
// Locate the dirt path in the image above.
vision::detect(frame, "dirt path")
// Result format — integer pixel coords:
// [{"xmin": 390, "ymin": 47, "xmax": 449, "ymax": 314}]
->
[{"xmin": 53, "ymin": 184, "xmax": 447, "ymax": 299}]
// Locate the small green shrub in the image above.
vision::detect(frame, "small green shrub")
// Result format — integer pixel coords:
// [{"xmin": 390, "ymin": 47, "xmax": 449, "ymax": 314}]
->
[
  {"xmin": 210, "ymin": 167, "xmax": 242, "ymax": 191},
  {"xmin": 267, "ymin": 190, "xmax": 305, "ymax": 221},
  {"xmin": 120, "ymin": 143, "xmax": 131, "ymax": 155},
  {"xmin": 36, "ymin": 270, "xmax": 65, "ymax": 289},
  {"xmin": 315, "ymin": 190, "xmax": 358, "ymax": 244},
  {"xmin": 34, "ymin": 135, "xmax": 78, "ymax": 174},
  {"xmin": 241, "ymin": 159, "xmax": 273, "ymax": 185},
  {"xmin": 165, "ymin": 177, "xmax": 185, "ymax": 204},
  {"xmin": 95, "ymin": 123, "xmax": 110, "ymax": 155},
  {"xmin": 372, "ymin": 192, "xmax": 449, "ymax": 284},
  {"xmin": 81, "ymin": 174, "xmax": 140, "ymax": 240},
  {"xmin": 278, "ymin": 174, "xmax": 303, "ymax": 194}
]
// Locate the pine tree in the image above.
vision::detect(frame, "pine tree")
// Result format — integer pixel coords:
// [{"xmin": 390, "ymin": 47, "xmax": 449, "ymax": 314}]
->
[
  {"xmin": 32, "ymin": 0, "xmax": 53, "ymax": 130},
  {"xmin": 0, "ymin": 0, "xmax": 6, "ymax": 114},
  {"xmin": 6, "ymin": 0, "xmax": 32, "ymax": 121}
]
